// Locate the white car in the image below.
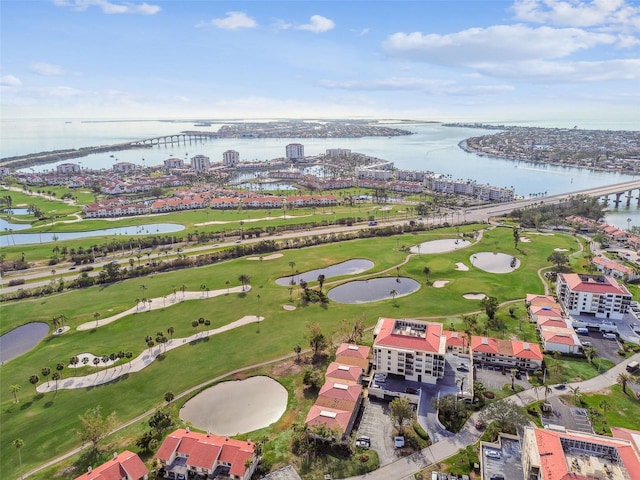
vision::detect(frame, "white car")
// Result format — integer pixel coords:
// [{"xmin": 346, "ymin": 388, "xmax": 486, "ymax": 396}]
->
[
  {"xmin": 394, "ymin": 436, "xmax": 405, "ymax": 448},
  {"xmin": 581, "ymin": 341, "xmax": 592, "ymax": 347},
  {"xmin": 355, "ymin": 435, "xmax": 370, "ymax": 448},
  {"xmin": 486, "ymin": 450, "xmax": 501, "ymax": 459}
]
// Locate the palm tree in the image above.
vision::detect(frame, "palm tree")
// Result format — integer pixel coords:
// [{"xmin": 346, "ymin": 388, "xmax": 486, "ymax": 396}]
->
[
  {"xmin": 422, "ymin": 265, "xmax": 431, "ymax": 285},
  {"xmin": 569, "ymin": 386, "xmax": 582, "ymax": 405},
  {"xmin": 9, "ymin": 384, "xmax": 21, "ymax": 403},
  {"xmin": 389, "ymin": 289, "xmax": 398, "ymax": 304},
  {"xmin": 317, "ymin": 274, "xmax": 325, "ymax": 292},
  {"xmin": 56, "ymin": 362, "xmax": 64, "ymax": 381},
  {"xmin": 238, "ymin": 274, "xmax": 250, "ymax": 291},
  {"xmin": 583, "ymin": 346, "xmax": 598, "ymax": 365},
  {"xmin": 472, "ymin": 381, "xmax": 486, "ymax": 405},
  {"xmin": 52, "ymin": 372, "xmax": 60, "ymax": 390},
  {"xmin": 93, "ymin": 312, "xmax": 100, "ymax": 327},
  {"xmin": 289, "ymin": 261, "xmax": 296, "ymax": 277},
  {"xmin": 28, "ymin": 374, "xmax": 39, "ymax": 392},
  {"xmin": 617, "ymin": 372, "xmax": 634, "ymax": 394},
  {"xmin": 13, "ymin": 438, "xmax": 24, "ymax": 479},
  {"xmin": 41, "ymin": 367, "xmax": 51, "ymax": 386},
  {"xmin": 294, "ymin": 344, "xmax": 302, "ymax": 363},
  {"xmin": 510, "ymin": 368, "xmax": 518, "ymax": 390},
  {"xmin": 167, "ymin": 326, "xmax": 175, "ymax": 339},
  {"xmin": 225, "ymin": 280, "xmax": 230, "ymax": 294},
  {"xmin": 544, "ymin": 383, "xmax": 552, "ymax": 402},
  {"xmin": 164, "ymin": 391, "xmax": 175, "ymax": 404}
]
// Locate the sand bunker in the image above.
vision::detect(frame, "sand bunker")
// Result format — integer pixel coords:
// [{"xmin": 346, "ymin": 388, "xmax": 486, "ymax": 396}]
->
[
  {"xmin": 53, "ymin": 326, "xmax": 71, "ymax": 335},
  {"xmin": 180, "ymin": 376, "xmax": 288, "ymax": 435},
  {"xmin": 70, "ymin": 352, "xmax": 118, "ymax": 368},
  {"xmin": 554, "ymin": 248, "xmax": 568, "ymax": 252},
  {"xmin": 455, "ymin": 263, "xmax": 469, "ymax": 271},
  {"xmin": 247, "ymin": 253, "xmax": 283, "ymax": 261},
  {"xmin": 520, "ymin": 237, "xmax": 531, "ymax": 243},
  {"xmin": 471, "ymin": 252, "xmax": 520, "ymax": 273},
  {"xmin": 464, "ymin": 293, "xmax": 488, "ymax": 300},
  {"xmin": 433, "ymin": 280, "xmax": 450, "ymax": 288},
  {"xmin": 283, "ymin": 304, "xmax": 296, "ymax": 311},
  {"xmin": 410, "ymin": 238, "xmax": 471, "ymax": 254}
]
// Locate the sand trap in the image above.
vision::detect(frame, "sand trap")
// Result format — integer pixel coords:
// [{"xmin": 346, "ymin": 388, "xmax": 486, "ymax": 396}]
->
[
  {"xmin": 70, "ymin": 352, "xmax": 118, "ymax": 368},
  {"xmin": 520, "ymin": 237, "xmax": 531, "ymax": 243},
  {"xmin": 554, "ymin": 248, "xmax": 568, "ymax": 252},
  {"xmin": 433, "ymin": 280, "xmax": 450, "ymax": 288},
  {"xmin": 180, "ymin": 376, "xmax": 288, "ymax": 435},
  {"xmin": 471, "ymin": 252, "xmax": 520, "ymax": 273},
  {"xmin": 53, "ymin": 326, "xmax": 71, "ymax": 336},
  {"xmin": 410, "ymin": 238, "xmax": 471, "ymax": 254},
  {"xmin": 455, "ymin": 263, "xmax": 469, "ymax": 271},
  {"xmin": 464, "ymin": 293, "xmax": 487, "ymax": 300},
  {"xmin": 247, "ymin": 253, "xmax": 283, "ymax": 261},
  {"xmin": 283, "ymin": 304, "xmax": 297, "ymax": 311}
]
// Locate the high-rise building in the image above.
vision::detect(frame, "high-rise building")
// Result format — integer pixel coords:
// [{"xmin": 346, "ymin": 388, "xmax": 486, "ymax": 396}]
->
[{"xmin": 286, "ymin": 143, "xmax": 304, "ymax": 162}]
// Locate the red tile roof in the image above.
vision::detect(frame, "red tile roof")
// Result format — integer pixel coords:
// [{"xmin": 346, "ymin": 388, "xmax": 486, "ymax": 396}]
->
[
  {"xmin": 559, "ymin": 273, "xmax": 631, "ymax": 296},
  {"xmin": 540, "ymin": 328, "xmax": 579, "ymax": 346},
  {"xmin": 324, "ymin": 362, "xmax": 363, "ymax": 384},
  {"xmin": 374, "ymin": 318, "xmax": 445, "ymax": 354},
  {"xmin": 335, "ymin": 343, "xmax": 371, "ymax": 369},
  {"xmin": 305, "ymin": 405, "xmax": 353, "ymax": 434},
  {"xmin": 511, "ymin": 340, "xmax": 544, "ymax": 360},
  {"xmin": 443, "ymin": 330, "xmax": 469, "ymax": 349},
  {"xmin": 74, "ymin": 451, "xmax": 148, "ymax": 480}
]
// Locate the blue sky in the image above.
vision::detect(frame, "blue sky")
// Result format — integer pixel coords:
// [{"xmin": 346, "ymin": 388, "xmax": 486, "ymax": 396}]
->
[{"xmin": 1, "ymin": 0, "xmax": 639, "ymax": 123}]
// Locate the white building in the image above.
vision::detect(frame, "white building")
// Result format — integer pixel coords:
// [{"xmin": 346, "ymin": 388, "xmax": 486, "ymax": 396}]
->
[
  {"xmin": 372, "ymin": 318, "xmax": 446, "ymax": 384},
  {"xmin": 56, "ymin": 163, "xmax": 81, "ymax": 174},
  {"xmin": 113, "ymin": 162, "xmax": 136, "ymax": 173},
  {"xmin": 285, "ymin": 143, "xmax": 305, "ymax": 162},
  {"xmin": 190, "ymin": 154, "xmax": 211, "ymax": 172},
  {"xmin": 325, "ymin": 148, "xmax": 351, "ymax": 158},
  {"xmin": 223, "ymin": 150, "xmax": 239, "ymax": 167},
  {"xmin": 556, "ymin": 273, "xmax": 632, "ymax": 320},
  {"xmin": 163, "ymin": 158, "xmax": 184, "ymax": 169}
]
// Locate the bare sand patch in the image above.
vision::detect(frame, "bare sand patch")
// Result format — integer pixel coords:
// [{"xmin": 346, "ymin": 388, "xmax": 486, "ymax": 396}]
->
[
  {"xmin": 180, "ymin": 376, "xmax": 288, "ymax": 435},
  {"xmin": 520, "ymin": 237, "xmax": 531, "ymax": 243},
  {"xmin": 455, "ymin": 262, "xmax": 469, "ymax": 271},
  {"xmin": 463, "ymin": 293, "xmax": 487, "ymax": 300},
  {"xmin": 554, "ymin": 248, "xmax": 568, "ymax": 252},
  {"xmin": 433, "ymin": 280, "xmax": 450, "ymax": 288},
  {"xmin": 247, "ymin": 253, "xmax": 283, "ymax": 261},
  {"xmin": 283, "ymin": 304, "xmax": 297, "ymax": 311}
]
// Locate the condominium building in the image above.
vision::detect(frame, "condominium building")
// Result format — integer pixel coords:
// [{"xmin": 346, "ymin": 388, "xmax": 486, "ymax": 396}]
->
[
  {"xmin": 56, "ymin": 163, "xmax": 81, "ymax": 174},
  {"xmin": 556, "ymin": 273, "xmax": 632, "ymax": 320},
  {"xmin": 190, "ymin": 154, "xmax": 211, "ymax": 172},
  {"xmin": 373, "ymin": 318, "xmax": 446, "ymax": 384},
  {"xmin": 74, "ymin": 451, "xmax": 148, "ymax": 480},
  {"xmin": 285, "ymin": 143, "xmax": 304, "ymax": 162},
  {"xmin": 223, "ymin": 150, "xmax": 240, "ymax": 167}
]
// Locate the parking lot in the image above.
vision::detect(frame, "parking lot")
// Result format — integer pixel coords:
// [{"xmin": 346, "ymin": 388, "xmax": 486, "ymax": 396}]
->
[
  {"xmin": 576, "ymin": 329, "xmax": 623, "ymax": 364},
  {"xmin": 355, "ymin": 398, "xmax": 397, "ymax": 466},
  {"xmin": 482, "ymin": 437, "xmax": 523, "ymax": 480},
  {"xmin": 474, "ymin": 363, "xmax": 531, "ymax": 391},
  {"xmin": 540, "ymin": 394, "xmax": 594, "ymax": 434}
]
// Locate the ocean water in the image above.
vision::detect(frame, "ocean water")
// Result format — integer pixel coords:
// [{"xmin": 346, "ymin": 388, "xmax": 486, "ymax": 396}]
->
[{"xmin": 1, "ymin": 118, "xmax": 638, "ymax": 229}]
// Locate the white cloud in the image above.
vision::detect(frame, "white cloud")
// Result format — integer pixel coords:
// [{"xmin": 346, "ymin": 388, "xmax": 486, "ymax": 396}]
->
[
  {"xmin": 1, "ymin": 75, "xmax": 22, "ymax": 87},
  {"xmin": 384, "ymin": 25, "xmax": 616, "ymax": 65},
  {"xmin": 28, "ymin": 62, "xmax": 67, "ymax": 76},
  {"xmin": 484, "ymin": 58, "xmax": 640, "ymax": 82},
  {"xmin": 512, "ymin": 0, "xmax": 640, "ymax": 30},
  {"xmin": 296, "ymin": 15, "xmax": 335, "ymax": 33},
  {"xmin": 210, "ymin": 11, "xmax": 257, "ymax": 30},
  {"xmin": 53, "ymin": 0, "xmax": 161, "ymax": 15}
]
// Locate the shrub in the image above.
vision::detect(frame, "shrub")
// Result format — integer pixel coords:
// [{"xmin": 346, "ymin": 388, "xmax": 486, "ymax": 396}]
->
[
  {"xmin": 8, "ymin": 278, "xmax": 25, "ymax": 286},
  {"xmin": 412, "ymin": 421, "xmax": 429, "ymax": 442}
]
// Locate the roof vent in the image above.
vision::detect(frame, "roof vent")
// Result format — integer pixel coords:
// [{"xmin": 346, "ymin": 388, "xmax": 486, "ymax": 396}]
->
[
  {"xmin": 524, "ymin": 343, "xmax": 530, "ymax": 350},
  {"xmin": 88, "ymin": 467, "xmax": 92, "ymax": 473},
  {"xmin": 482, "ymin": 337, "xmax": 489, "ymax": 345},
  {"xmin": 334, "ymin": 383, "xmax": 349, "ymax": 390},
  {"xmin": 348, "ymin": 345, "xmax": 359, "ymax": 351},
  {"xmin": 338, "ymin": 365, "xmax": 350, "ymax": 371},
  {"xmin": 113, "ymin": 452, "xmax": 118, "ymax": 460}
]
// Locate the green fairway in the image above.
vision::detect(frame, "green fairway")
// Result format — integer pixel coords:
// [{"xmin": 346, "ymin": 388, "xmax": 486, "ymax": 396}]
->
[{"xmin": 0, "ymin": 225, "xmax": 585, "ymax": 477}]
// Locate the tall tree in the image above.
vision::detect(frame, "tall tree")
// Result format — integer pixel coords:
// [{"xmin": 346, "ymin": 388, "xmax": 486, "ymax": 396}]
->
[
  {"xmin": 13, "ymin": 438, "xmax": 24, "ymax": 478},
  {"xmin": 388, "ymin": 397, "xmax": 412, "ymax": 435},
  {"xmin": 76, "ymin": 406, "xmax": 117, "ymax": 457},
  {"xmin": 9, "ymin": 384, "xmax": 21, "ymax": 403},
  {"xmin": 617, "ymin": 372, "xmax": 634, "ymax": 394},
  {"xmin": 422, "ymin": 265, "xmax": 431, "ymax": 284},
  {"xmin": 479, "ymin": 400, "xmax": 529, "ymax": 435},
  {"xmin": 238, "ymin": 274, "xmax": 250, "ymax": 291},
  {"xmin": 28, "ymin": 374, "xmax": 39, "ymax": 392},
  {"xmin": 481, "ymin": 296, "xmax": 499, "ymax": 320},
  {"xmin": 307, "ymin": 323, "xmax": 328, "ymax": 358},
  {"xmin": 317, "ymin": 274, "xmax": 325, "ymax": 292}
]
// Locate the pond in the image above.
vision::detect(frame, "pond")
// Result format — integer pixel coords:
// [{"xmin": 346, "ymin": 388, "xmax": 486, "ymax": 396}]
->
[
  {"xmin": 0, "ymin": 223, "xmax": 186, "ymax": 247},
  {"xmin": 471, "ymin": 252, "xmax": 521, "ymax": 273},
  {"xmin": 328, "ymin": 277, "xmax": 421, "ymax": 304},
  {"xmin": 0, "ymin": 217, "xmax": 32, "ymax": 231},
  {"xmin": 179, "ymin": 376, "xmax": 288, "ymax": 435},
  {"xmin": 276, "ymin": 259, "xmax": 374, "ymax": 286},
  {"xmin": 2, "ymin": 208, "xmax": 31, "ymax": 215},
  {"xmin": 0, "ymin": 322, "xmax": 49, "ymax": 363}
]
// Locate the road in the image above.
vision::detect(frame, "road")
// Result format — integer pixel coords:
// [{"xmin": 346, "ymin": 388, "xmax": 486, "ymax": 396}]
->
[{"xmin": 3, "ymin": 179, "xmax": 638, "ymax": 294}]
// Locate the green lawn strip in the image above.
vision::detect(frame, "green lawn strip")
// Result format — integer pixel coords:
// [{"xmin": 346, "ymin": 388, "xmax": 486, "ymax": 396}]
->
[
  {"xmin": 0, "ymin": 227, "xmax": 585, "ymax": 477},
  {"xmin": 0, "ymin": 188, "xmax": 81, "ymax": 217},
  {"xmin": 540, "ymin": 356, "xmax": 615, "ymax": 385},
  {"xmin": 568, "ymin": 385, "xmax": 640, "ymax": 435}
]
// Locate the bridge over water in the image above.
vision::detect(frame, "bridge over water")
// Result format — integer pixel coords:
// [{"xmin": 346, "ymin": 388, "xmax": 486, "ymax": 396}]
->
[{"xmin": 130, "ymin": 132, "xmax": 217, "ymax": 146}]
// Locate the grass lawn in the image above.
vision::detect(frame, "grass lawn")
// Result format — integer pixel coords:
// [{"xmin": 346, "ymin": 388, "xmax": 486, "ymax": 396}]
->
[{"xmin": 0, "ymin": 225, "xmax": 590, "ymax": 478}]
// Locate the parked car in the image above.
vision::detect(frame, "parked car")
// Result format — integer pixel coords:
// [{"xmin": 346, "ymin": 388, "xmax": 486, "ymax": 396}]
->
[
  {"xmin": 581, "ymin": 341, "xmax": 592, "ymax": 347},
  {"xmin": 555, "ymin": 383, "xmax": 567, "ymax": 390},
  {"xmin": 486, "ymin": 450, "xmax": 501, "ymax": 459},
  {"xmin": 456, "ymin": 364, "xmax": 469, "ymax": 372},
  {"xmin": 405, "ymin": 387, "xmax": 419, "ymax": 394},
  {"xmin": 603, "ymin": 333, "xmax": 617, "ymax": 340},
  {"xmin": 490, "ymin": 475, "xmax": 505, "ymax": 480},
  {"xmin": 355, "ymin": 435, "xmax": 370, "ymax": 448},
  {"xmin": 394, "ymin": 436, "xmax": 405, "ymax": 448}
]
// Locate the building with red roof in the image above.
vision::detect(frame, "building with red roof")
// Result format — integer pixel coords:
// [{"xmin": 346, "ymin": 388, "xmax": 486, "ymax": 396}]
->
[
  {"xmin": 557, "ymin": 273, "xmax": 632, "ymax": 320},
  {"xmin": 74, "ymin": 451, "xmax": 148, "ymax": 480},
  {"xmin": 521, "ymin": 426, "xmax": 640, "ymax": 480},
  {"xmin": 592, "ymin": 256, "xmax": 638, "ymax": 281},
  {"xmin": 539, "ymin": 327, "xmax": 582, "ymax": 354},
  {"xmin": 373, "ymin": 318, "xmax": 446, "ymax": 383},
  {"xmin": 305, "ymin": 405, "xmax": 354, "ymax": 436},
  {"xmin": 324, "ymin": 362, "xmax": 363, "ymax": 385},
  {"xmin": 335, "ymin": 343, "xmax": 371, "ymax": 371},
  {"xmin": 156, "ymin": 428, "xmax": 256, "ymax": 480},
  {"xmin": 443, "ymin": 330, "xmax": 469, "ymax": 353},
  {"xmin": 471, "ymin": 336, "xmax": 543, "ymax": 371}
]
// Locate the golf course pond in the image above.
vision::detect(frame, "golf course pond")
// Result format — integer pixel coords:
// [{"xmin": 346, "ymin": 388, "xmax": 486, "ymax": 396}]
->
[
  {"xmin": 328, "ymin": 277, "xmax": 421, "ymax": 304},
  {"xmin": 180, "ymin": 376, "xmax": 288, "ymax": 436},
  {"xmin": 471, "ymin": 252, "xmax": 521, "ymax": 273},
  {"xmin": 0, "ymin": 322, "xmax": 49, "ymax": 363},
  {"xmin": 409, "ymin": 238, "xmax": 472, "ymax": 254},
  {"xmin": 275, "ymin": 258, "xmax": 374, "ymax": 286},
  {"xmin": 0, "ymin": 222, "xmax": 185, "ymax": 247}
]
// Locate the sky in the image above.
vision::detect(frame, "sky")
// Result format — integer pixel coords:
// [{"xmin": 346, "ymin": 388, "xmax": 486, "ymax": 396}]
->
[{"xmin": 1, "ymin": 0, "xmax": 639, "ymax": 124}]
